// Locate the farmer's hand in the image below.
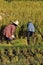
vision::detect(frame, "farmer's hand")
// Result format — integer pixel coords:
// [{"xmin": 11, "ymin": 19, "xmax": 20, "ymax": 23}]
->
[
  {"xmin": 11, "ymin": 35, "xmax": 15, "ymax": 39},
  {"xmin": 9, "ymin": 35, "xmax": 15, "ymax": 40}
]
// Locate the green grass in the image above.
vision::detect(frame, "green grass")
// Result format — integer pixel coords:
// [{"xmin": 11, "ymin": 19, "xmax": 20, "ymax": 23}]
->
[{"xmin": 0, "ymin": 42, "xmax": 43, "ymax": 65}]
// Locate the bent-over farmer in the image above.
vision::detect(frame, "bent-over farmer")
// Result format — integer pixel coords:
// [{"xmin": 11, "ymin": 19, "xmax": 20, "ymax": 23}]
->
[
  {"xmin": 27, "ymin": 22, "xmax": 35, "ymax": 44},
  {"xmin": 3, "ymin": 20, "xmax": 19, "ymax": 43}
]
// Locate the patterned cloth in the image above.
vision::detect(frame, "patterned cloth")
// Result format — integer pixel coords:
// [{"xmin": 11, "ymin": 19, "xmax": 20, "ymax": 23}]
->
[{"xmin": 3, "ymin": 24, "xmax": 16, "ymax": 39}]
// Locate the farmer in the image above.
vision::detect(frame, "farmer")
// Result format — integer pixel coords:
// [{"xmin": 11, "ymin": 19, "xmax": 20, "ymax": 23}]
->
[
  {"xmin": 3, "ymin": 20, "xmax": 19, "ymax": 42},
  {"xmin": 27, "ymin": 22, "xmax": 35, "ymax": 44}
]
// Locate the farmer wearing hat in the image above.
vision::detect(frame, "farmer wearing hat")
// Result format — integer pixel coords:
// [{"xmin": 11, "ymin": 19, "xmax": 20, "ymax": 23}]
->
[{"xmin": 3, "ymin": 20, "xmax": 19, "ymax": 42}]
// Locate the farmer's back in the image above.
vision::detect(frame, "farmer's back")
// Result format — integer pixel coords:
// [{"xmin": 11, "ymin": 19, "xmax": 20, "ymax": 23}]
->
[
  {"xmin": 27, "ymin": 22, "xmax": 35, "ymax": 32},
  {"xmin": 3, "ymin": 24, "xmax": 16, "ymax": 38}
]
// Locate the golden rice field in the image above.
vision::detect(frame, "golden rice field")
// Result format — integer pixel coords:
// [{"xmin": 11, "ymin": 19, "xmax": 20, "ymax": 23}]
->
[{"xmin": 0, "ymin": 0, "xmax": 43, "ymax": 65}]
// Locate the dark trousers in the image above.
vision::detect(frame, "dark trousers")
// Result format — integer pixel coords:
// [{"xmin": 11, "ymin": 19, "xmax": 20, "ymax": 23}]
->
[
  {"xmin": 3, "ymin": 35, "xmax": 12, "ymax": 44},
  {"xmin": 27, "ymin": 31, "xmax": 35, "ymax": 44}
]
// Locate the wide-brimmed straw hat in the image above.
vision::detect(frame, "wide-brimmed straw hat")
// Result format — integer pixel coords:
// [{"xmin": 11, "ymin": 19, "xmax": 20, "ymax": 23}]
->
[{"xmin": 13, "ymin": 20, "xmax": 19, "ymax": 26}]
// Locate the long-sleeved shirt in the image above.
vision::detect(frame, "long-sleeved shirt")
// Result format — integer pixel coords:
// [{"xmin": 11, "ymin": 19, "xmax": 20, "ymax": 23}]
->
[{"xmin": 3, "ymin": 24, "xmax": 16, "ymax": 38}]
